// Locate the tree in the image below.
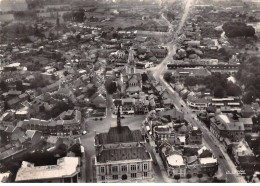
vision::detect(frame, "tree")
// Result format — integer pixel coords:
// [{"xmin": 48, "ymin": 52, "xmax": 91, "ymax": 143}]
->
[
  {"xmin": 69, "ymin": 143, "xmax": 81, "ymax": 157},
  {"xmin": 214, "ymin": 86, "xmax": 225, "ymax": 98},
  {"xmin": 186, "ymin": 173, "xmax": 192, "ymax": 182},
  {"xmin": 184, "ymin": 77, "xmax": 197, "ymax": 87},
  {"xmin": 243, "ymin": 91, "xmax": 256, "ymax": 104},
  {"xmin": 222, "ymin": 22, "xmax": 255, "ymax": 38},
  {"xmin": 30, "ymin": 75, "xmax": 49, "ymax": 89},
  {"xmin": 4, "ymin": 101, "xmax": 9, "ymax": 111},
  {"xmin": 163, "ymin": 72, "xmax": 172, "ymax": 83},
  {"xmin": 0, "ymin": 80, "xmax": 8, "ymax": 92},
  {"xmin": 174, "ymin": 174, "xmax": 181, "ymax": 183},
  {"xmin": 39, "ymin": 105, "xmax": 45, "ymax": 112},
  {"xmin": 48, "ymin": 101, "xmax": 73, "ymax": 118},
  {"xmin": 63, "ymin": 71, "xmax": 69, "ymax": 76},
  {"xmin": 16, "ymin": 80, "xmax": 24, "ymax": 92},
  {"xmin": 86, "ymin": 87, "xmax": 97, "ymax": 98},
  {"xmin": 141, "ymin": 73, "xmax": 149, "ymax": 83},
  {"xmin": 73, "ymin": 9, "xmax": 86, "ymax": 22},
  {"xmin": 105, "ymin": 80, "xmax": 117, "ymax": 95},
  {"xmin": 101, "ymin": 31, "xmax": 107, "ymax": 38},
  {"xmin": 226, "ymin": 82, "xmax": 241, "ymax": 96},
  {"xmin": 197, "ymin": 173, "xmax": 203, "ymax": 182},
  {"xmin": 112, "ymin": 32, "xmax": 119, "ymax": 39},
  {"xmin": 76, "ymin": 34, "xmax": 81, "ymax": 41}
]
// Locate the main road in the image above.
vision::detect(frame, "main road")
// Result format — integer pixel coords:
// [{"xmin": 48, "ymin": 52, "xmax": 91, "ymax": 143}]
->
[{"xmin": 150, "ymin": 0, "xmax": 246, "ymax": 183}]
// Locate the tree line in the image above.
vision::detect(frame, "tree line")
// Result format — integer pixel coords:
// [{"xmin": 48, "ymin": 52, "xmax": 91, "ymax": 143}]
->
[
  {"xmin": 222, "ymin": 22, "xmax": 255, "ymax": 38},
  {"xmin": 236, "ymin": 56, "xmax": 260, "ymax": 104}
]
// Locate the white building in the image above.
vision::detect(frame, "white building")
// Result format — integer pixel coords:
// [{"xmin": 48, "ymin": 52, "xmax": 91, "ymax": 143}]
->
[{"xmin": 15, "ymin": 157, "xmax": 80, "ymax": 183}]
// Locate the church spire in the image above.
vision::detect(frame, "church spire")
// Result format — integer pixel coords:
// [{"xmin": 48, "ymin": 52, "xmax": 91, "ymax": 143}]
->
[
  {"xmin": 127, "ymin": 47, "xmax": 136, "ymax": 74},
  {"xmin": 117, "ymin": 106, "xmax": 121, "ymax": 128}
]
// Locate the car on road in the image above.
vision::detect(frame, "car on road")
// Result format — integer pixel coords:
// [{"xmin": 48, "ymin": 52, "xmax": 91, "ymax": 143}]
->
[{"xmin": 82, "ymin": 131, "xmax": 87, "ymax": 135}]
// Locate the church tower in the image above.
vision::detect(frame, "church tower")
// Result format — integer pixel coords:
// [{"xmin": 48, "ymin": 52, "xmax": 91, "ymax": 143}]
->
[{"xmin": 127, "ymin": 48, "xmax": 136, "ymax": 74}]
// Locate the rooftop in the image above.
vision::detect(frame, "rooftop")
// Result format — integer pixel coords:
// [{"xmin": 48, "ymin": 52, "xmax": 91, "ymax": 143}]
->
[
  {"xmin": 234, "ymin": 140, "xmax": 254, "ymax": 157},
  {"xmin": 174, "ymin": 68, "xmax": 211, "ymax": 77},
  {"xmin": 96, "ymin": 144, "xmax": 151, "ymax": 163},
  {"xmin": 15, "ymin": 157, "xmax": 79, "ymax": 182},
  {"xmin": 167, "ymin": 154, "xmax": 185, "ymax": 167},
  {"xmin": 96, "ymin": 126, "xmax": 143, "ymax": 145},
  {"xmin": 214, "ymin": 114, "xmax": 245, "ymax": 131},
  {"xmin": 199, "ymin": 157, "xmax": 217, "ymax": 165}
]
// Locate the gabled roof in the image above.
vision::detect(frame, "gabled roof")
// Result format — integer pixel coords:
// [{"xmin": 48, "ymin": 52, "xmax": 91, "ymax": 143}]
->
[
  {"xmin": 96, "ymin": 126, "xmax": 143, "ymax": 145},
  {"xmin": 97, "ymin": 144, "xmax": 151, "ymax": 163}
]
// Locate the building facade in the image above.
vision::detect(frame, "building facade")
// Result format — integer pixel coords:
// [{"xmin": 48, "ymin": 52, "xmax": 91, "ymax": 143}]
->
[
  {"xmin": 210, "ymin": 114, "xmax": 245, "ymax": 142},
  {"xmin": 94, "ymin": 109, "xmax": 152, "ymax": 183}
]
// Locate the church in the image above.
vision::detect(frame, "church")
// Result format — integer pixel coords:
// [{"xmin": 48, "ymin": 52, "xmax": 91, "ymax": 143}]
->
[
  {"xmin": 118, "ymin": 47, "xmax": 143, "ymax": 97},
  {"xmin": 94, "ymin": 107, "xmax": 153, "ymax": 183}
]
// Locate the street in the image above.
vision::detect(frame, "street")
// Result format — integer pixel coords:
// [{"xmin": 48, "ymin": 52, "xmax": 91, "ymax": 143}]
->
[
  {"xmin": 149, "ymin": 0, "xmax": 246, "ymax": 183},
  {"xmin": 81, "ymin": 0, "xmax": 245, "ymax": 183}
]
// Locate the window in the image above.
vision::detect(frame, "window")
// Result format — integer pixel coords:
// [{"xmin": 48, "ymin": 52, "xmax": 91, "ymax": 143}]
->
[
  {"xmin": 144, "ymin": 172, "xmax": 148, "ymax": 177},
  {"xmin": 112, "ymin": 166, "xmax": 118, "ymax": 172},
  {"xmin": 100, "ymin": 166, "xmax": 105, "ymax": 173},
  {"xmin": 130, "ymin": 165, "xmax": 136, "ymax": 171},
  {"xmin": 143, "ymin": 164, "xmax": 148, "ymax": 170},
  {"xmin": 112, "ymin": 175, "xmax": 118, "ymax": 180},
  {"xmin": 131, "ymin": 173, "xmax": 137, "ymax": 178},
  {"xmin": 101, "ymin": 176, "xmax": 105, "ymax": 180},
  {"xmin": 121, "ymin": 165, "xmax": 127, "ymax": 172}
]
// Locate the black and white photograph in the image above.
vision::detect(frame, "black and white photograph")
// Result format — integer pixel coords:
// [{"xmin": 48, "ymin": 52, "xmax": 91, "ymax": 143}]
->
[{"xmin": 0, "ymin": 0, "xmax": 260, "ymax": 183}]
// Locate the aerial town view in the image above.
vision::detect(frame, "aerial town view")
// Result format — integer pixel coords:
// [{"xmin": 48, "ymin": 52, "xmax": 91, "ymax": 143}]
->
[{"xmin": 0, "ymin": 0, "xmax": 260, "ymax": 183}]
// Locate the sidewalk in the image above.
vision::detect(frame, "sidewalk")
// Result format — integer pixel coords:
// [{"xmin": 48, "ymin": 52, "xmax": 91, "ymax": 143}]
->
[
  {"xmin": 152, "ymin": 148, "xmax": 174, "ymax": 183},
  {"xmin": 79, "ymin": 148, "xmax": 86, "ymax": 183},
  {"xmin": 208, "ymin": 134, "xmax": 246, "ymax": 183}
]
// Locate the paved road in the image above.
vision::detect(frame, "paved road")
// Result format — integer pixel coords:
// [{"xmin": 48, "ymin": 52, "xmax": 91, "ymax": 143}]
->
[
  {"xmin": 149, "ymin": 0, "xmax": 246, "ymax": 183},
  {"xmin": 173, "ymin": 91, "xmax": 246, "ymax": 183}
]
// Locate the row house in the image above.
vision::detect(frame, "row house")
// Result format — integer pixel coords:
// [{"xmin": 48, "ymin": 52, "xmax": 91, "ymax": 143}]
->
[
  {"xmin": 153, "ymin": 125, "xmax": 172, "ymax": 145},
  {"xmin": 210, "ymin": 97, "xmax": 242, "ymax": 110},
  {"xmin": 172, "ymin": 67, "xmax": 211, "ymax": 82},
  {"xmin": 186, "ymin": 127, "xmax": 202, "ymax": 145},
  {"xmin": 18, "ymin": 110, "xmax": 81, "ymax": 136}
]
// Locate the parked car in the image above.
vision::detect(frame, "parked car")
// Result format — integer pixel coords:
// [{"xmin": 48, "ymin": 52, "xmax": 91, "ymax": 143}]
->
[{"xmin": 82, "ymin": 131, "xmax": 87, "ymax": 135}]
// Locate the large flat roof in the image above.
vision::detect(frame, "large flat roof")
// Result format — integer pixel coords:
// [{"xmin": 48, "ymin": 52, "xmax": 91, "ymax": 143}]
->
[
  {"xmin": 167, "ymin": 154, "xmax": 185, "ymax": 166},
  {"xmin": 15, "ymin": 157, "xmax": 79, "ymax": 182},
  {"xmin": 199, "ymin": 157, "xmax": 217, "ymax": 165}
]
